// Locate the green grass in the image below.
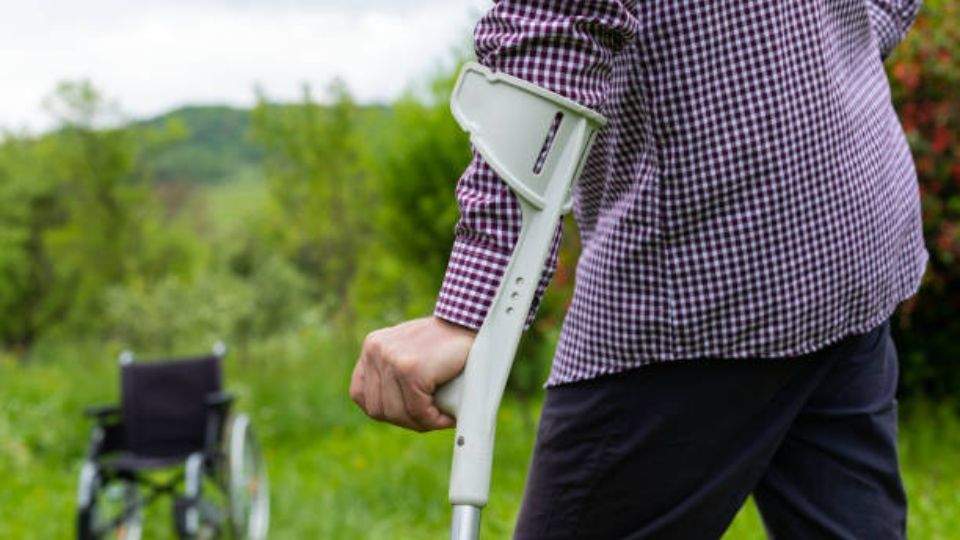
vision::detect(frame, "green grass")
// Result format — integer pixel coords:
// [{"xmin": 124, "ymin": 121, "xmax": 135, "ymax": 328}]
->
[{"xmin": 1, "ymin": 333, "xmax": 958, "ymax": 539}]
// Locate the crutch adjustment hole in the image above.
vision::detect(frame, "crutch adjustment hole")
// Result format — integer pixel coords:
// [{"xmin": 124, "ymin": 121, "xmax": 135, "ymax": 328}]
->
[{"xmin": 457, "ymin": 436, "xmax": 465, "ymax": 447}]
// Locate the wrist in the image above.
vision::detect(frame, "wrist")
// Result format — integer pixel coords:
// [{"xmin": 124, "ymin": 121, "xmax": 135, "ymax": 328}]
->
[{"xmin": 432, "ymin": 315, "xmax": 478, "ymax": 336}]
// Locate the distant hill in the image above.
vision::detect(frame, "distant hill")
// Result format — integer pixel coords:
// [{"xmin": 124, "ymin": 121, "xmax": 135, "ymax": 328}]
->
[
  {"xmin": 137, "ymin": 103, "xmax": 393, "ymax": 185},
  {"xmin": 137, "ymin": 105, "xmax": 263, "ymax": 184}
]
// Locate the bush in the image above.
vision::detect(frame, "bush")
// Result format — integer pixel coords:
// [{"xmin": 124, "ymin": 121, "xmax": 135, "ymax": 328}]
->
[
  {"xmin": 102, "ymin": 255, "xmax": 312, "ymax": 357},
  {"xmin": 887, "ymin": 0, "xmax": 960, "ymax": 399},
  {"xmin": 349, "ymin": 63, "xmax": 470, "ymax": 327}
]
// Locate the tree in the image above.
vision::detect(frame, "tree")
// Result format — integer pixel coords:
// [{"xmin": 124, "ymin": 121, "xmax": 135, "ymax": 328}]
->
[
  {"xmin": 252, "ymin": 81, "xmax": 373, "ymax": 320},
  {"xmin": 0, "ymin": 136, "xmax": 60, "ymax": 348},
  {"xmin": 0, "ymin": 81, "xmax": 191, "ymax": 349}
]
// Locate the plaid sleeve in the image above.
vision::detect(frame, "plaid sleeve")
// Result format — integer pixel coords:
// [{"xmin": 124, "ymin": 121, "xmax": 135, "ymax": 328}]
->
[
  {"xmin": 434, "ymin": 0, "xmax": 639, "ymax": 330},
  {"xmin": 865, "ymin": 0, "xmax": 923, "ymax": 59}
]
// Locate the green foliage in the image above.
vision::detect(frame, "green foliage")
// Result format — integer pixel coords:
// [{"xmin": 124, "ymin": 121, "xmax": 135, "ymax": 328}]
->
[
  {"xmin": 138, "ymin": 105, "xmax": 264, "ymax": 184},
  {"xmin": 0, "ymin": 136, "xmax": 58, "ymax": 348},
  {"xmin": 251, "ymin": 82, "xmax": 377, "ymax": 320},
  {"xmin": 887, "ymin": 2, "xmax": 960, "ymax": 399},
  {"xmin": 102, "ymin": 273, "xmax": 250, "ymax": 355},
  {"xmin": 0, "ymin": 82, "xmax": 194, "ymax": 347},
  {"xmin": 349, "ymin": 66, "xmax": 471, "ymax": 324},
  {"xmin": 373, "ymin": 71, "xmax": 470, "ymax": 286},
  {"xmin": 99, "ymin": 169, "xmax": 312, "ymax": 357}
]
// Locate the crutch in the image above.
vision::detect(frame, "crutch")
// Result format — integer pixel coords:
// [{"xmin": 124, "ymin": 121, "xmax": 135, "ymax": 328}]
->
[{"xmin": 434, "ymin": 62, "xmax": 606, "ymax": 540}]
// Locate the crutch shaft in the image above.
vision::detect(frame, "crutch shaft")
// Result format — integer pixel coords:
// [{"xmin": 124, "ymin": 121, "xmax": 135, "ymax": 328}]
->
[{"xmin": 450, "ymin": 505, "xmax": 482, "ymax": 540}]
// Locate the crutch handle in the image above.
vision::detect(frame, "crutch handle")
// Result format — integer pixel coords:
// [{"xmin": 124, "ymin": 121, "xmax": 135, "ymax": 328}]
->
[{"xmin": 435, "ymin": 371, "xmax": 464, "ymax": 418}]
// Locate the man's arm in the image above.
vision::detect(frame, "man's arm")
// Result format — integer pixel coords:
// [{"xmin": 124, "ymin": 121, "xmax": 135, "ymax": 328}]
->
[
  {"xmin": 435, "ymin": 0, "xmax": 640, "ymax": 331},
  {"xmin": 352, "ymin": 0, "xmax": 638, "ymax": 431},
  {"xmin": 865, "ymin": 0, "xmax": 923, "ymax": 59}
]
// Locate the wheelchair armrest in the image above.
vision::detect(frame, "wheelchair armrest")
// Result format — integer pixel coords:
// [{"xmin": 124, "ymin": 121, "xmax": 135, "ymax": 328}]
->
[
  {"xmin": 203, "ymin": 392, "xmax": 235, "ymax": 461},
  {"xmin": 84, "ymin": 403, "xmax": 121, "ymax": 423},
  {"xmin": 205, "ymin": 392, "xmax": 234, "ymax": 410},
  {"xmin": 84, "ymin": 412, "xmax": 126, "ymax": 460}
]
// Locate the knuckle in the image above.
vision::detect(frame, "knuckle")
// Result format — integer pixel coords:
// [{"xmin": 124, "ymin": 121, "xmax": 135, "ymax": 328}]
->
[
  {"xmin": 363, "ymin": 333, "xmax": 382, "ymax": 356},
  {"xmin": 393, "ymin": 356, "xmax": 416, "ymax": 377},
  {"xmin": 379, "ymin": 344, "xmax": 397, "ymax": 363}
]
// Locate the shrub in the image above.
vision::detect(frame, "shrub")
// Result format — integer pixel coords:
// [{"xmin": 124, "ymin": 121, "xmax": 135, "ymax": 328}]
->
[{"xmin": 887, "ymin": 0, "xmax": 960, "ymax": 399}]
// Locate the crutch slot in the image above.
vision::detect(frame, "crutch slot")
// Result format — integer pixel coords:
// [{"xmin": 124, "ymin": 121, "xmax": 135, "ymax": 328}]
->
[{"xmin": 533, "ymin": 111, "xmax": 565, "ymax": 175}]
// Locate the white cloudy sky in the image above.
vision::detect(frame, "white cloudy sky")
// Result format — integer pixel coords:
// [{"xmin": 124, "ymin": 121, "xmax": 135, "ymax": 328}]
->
[{"xmin": 0, "ymin": 0, "xmax": 488, "ymax": 131}]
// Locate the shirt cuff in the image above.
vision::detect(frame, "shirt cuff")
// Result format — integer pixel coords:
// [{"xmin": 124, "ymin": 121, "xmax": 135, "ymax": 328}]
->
[{"xmin": 433, "ymin": 237, "xmax": 512, "ymax": 331}]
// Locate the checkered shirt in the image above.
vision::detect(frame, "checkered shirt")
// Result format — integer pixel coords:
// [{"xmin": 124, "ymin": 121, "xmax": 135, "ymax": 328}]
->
[{"xmin": 433, "ymin": 0, "xmax": 929, "ymax": 386}]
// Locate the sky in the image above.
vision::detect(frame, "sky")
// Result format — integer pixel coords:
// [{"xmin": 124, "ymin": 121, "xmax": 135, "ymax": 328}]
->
[{"xmin": 0, "ymin": 0, "xmax": 488, "ymax": 131}]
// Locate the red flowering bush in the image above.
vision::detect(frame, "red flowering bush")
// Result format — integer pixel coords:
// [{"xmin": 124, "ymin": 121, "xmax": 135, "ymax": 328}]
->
[{"xmin": 887, "ymin": 0, "xmax": 960, "ymax": 398}]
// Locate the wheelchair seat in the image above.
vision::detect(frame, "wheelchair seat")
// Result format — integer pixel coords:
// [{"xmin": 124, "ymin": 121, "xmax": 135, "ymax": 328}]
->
[
  {"xmin": 103, "ymin": 453, "xmax": 197, "ymax": 473},
  {"xmin": 77, "ymin": 345, "xmax": 269, "ymax": 540}
]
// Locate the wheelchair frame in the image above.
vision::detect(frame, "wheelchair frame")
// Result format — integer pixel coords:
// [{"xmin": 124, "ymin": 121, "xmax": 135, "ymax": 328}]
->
[{"xmin": 76, "ymin": 344, "xmax": 269, "ymax": 540}]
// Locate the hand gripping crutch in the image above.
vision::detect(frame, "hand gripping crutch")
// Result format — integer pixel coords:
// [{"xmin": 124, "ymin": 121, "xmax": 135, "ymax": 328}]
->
[{"xmin": 434, "ymin": 62, "xmax": 606, "ymax": 540}]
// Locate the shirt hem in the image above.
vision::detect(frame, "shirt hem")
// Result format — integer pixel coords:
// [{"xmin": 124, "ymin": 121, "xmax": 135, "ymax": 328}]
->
[{"xmin": 545, "ymin": 249, "xmax": 929, "ymax": 387}]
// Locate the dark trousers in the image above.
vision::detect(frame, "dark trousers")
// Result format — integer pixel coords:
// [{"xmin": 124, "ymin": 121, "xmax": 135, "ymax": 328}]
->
[{"xmin": 514, "ymin": 320, "xmax": 906, "ymax": 539}]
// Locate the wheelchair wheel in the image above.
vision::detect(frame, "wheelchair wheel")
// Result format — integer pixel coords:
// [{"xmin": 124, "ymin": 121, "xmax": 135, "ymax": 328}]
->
[
  {"xmin": 225, "ymin": 414, "xmax": 269, "ymax": 540},
  {"xmin": 77, "ymin": 462, "xmax": 143, "ymax": 540}
]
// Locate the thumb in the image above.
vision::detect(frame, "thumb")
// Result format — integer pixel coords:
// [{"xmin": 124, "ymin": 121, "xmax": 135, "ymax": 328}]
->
[{"xmin": 423, "ymin": 332, "xmax": 474, "ymax": 391}]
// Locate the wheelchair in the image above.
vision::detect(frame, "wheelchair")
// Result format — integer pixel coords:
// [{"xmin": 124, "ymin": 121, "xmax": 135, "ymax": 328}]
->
[{"xmin": 76, "ymin": 343, "xmax": 269, "ymax": 539}]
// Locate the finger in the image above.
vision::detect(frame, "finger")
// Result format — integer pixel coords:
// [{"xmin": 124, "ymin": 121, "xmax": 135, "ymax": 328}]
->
[
  {"xmin": 349, "ymin": 361, "xmax": 366, "ymax": 409},
  {"xmin": 432, "ymin": 410, "xmax": 456, "ymax": 430},
  {"xmin": 397, "ymin": 369, "xmax": 456, "ymax": 431},
  {"xmin": 380, "ymin": 364, "xmax": 416, "ymax": 429},
  {"xmin": 362, "ymin": 354, "xmax": 384, "ymax": 420}
]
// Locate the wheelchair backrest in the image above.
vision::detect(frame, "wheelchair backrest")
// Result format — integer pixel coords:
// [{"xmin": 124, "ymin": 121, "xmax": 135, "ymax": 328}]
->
[{"xmin": 121, "ymin": 355, "xmax": 222, "ymax": 457}]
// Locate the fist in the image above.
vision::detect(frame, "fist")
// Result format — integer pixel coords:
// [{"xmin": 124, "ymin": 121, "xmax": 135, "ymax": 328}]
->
[{"xmin": 350, "ymin": 316, "xmax": 476, "ymax": 432}]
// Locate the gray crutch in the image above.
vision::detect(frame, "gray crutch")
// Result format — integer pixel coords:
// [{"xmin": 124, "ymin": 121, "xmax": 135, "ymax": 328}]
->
[{"xmin": 435, "ymin": 62, "xmax": 606, "ymax": 540}]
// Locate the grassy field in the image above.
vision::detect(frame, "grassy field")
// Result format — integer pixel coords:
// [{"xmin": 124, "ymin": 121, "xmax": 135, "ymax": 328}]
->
[{"xmin": 2, "ymin": 330, "xmax": 958, "ymax": 539}]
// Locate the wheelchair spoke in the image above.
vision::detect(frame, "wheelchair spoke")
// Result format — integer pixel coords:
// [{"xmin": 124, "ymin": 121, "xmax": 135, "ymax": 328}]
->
[{"xmin": 83, "ymin": 478, "xmax": 143, "ymax": 540}]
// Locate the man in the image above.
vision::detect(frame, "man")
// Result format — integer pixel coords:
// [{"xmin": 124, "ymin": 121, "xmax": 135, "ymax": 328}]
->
[{"xmin": 350, "ymin": 1, "xmax": 927, "ymax": 537}]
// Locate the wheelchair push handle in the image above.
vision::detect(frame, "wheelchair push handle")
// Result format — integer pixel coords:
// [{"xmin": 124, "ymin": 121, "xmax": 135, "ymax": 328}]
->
[{"xmin": 435, "ymin": 62, "xmax": 606, "ymax": 539}]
